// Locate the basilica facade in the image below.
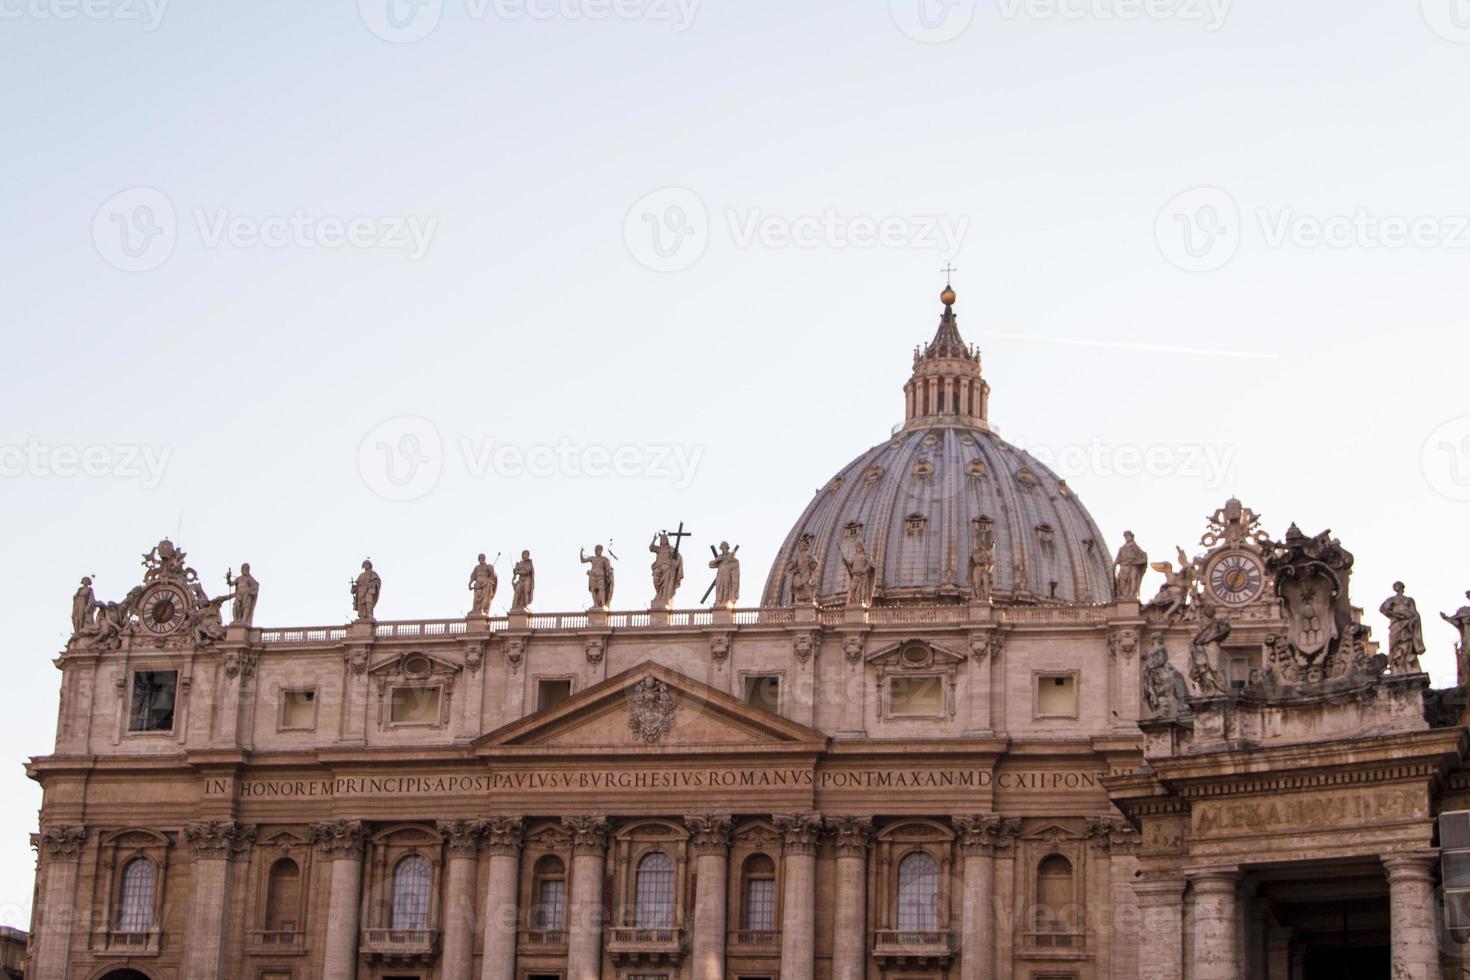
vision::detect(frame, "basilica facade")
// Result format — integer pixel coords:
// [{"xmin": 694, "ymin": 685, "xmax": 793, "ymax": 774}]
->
[{"xmin": 26, "ymin": 288, "xmax": 1470, "ymax": 980}]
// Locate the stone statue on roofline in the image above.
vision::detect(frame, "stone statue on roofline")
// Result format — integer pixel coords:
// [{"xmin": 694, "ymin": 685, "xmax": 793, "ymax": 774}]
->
[
  {"xmin": 351, "ymin": 560, "xmax": 381, "ymax": 622},
  {"xmin": 1113, "ymin": 531, "xmax": 1148, "ymax": 601},
  {"xmin": 70, "ymin": 577, "xmax": 97, "ymax": 638},
  {"xmin": 649, "ymin": 532, "xmax": 684, "ymax": 611},
  {"xmin": 969, "ymin": 518, "xmax": 995, "ymax": 602},
  {"xmin": 787, "ymin": 533, "xmax": 820, "ymax": 606},
  {"xmin": 468, "ymin": 554, "xmax": 498, "ymax": 618},
  {"xmin": 226, "ymin": 564, "xmax": 259, "ymax": 626},
  {"xmin": 511, "ymin": 551, "xmax": 535, "ymax": 612},
  {"xmin": 1142, "ymin": 547, "xmax": 1195, "ymax": 622},
  {"xmin": 1188, "ymin": 604, "xmax": 1231, "ymax": 696},
  {"xmin": 1380, "ymin": 582, "xmax": 1427, "ymax": 675},
  {"xmin": 1442, "ymin": 592, "xmax": 1470, "ymax": 686},
  {"xmin": 842, "ymin": 532, "xmax": 877, "ymax": 609},
  {"xmin": 1141, "ymin": 632, "xmax": 1190, "ymax": 719},
  {"xmin": 581, "ymin": 545, "xmax": 615, "ymax": 611},
  {"xmin": 708, "ymin": 542, "xmax": 741, "ymax": 609}
]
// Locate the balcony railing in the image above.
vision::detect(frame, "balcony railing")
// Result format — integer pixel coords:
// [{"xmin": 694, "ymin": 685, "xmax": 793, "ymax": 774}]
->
[
  {"xmin": 606, "ymin": 926, "xmax": 685, "ymax": 964},
  {"xmin": 518, "ymin": 928, "xmax": 568, "ymax": 949},
  {"xmin": 729, "ymin": 929, "xmax": 780, "ymax": 949},
  {"xmin": 101, "ymin": 929, "xmax": 160, "ymax": 955},
  {"xmin": 247, "ymin": 930, "xmax": 305, "ymax": 954},
  {"xmin": 359, "ymin": 928, "xmax": 440, "ymax": 962},
  {"xmin": 1023, "ymin": 930, "xmax": 1088, "ymax": 950},
  {"xmin": 873, "ymin": 929, "xmax": 955, "ymax": 965}
]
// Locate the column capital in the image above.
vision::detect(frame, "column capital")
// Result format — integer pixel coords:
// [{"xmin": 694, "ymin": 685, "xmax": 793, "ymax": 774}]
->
[
  {"xmin": 185, "ymin": 820, "xmax": 257, "ymax": 861},
  {"xmin": 39, "ymin": 824, "xmax": 88, "ymax": 862},
  {"xmin": 562, "ymin": 815, "xmax": 611, "ymax": 855},
  {"xmin": 773, "ymin": 813, "xmax": 824, "ymax": 856},
  {"xmin": 483, "ymin": 816, "xmax": 526, "ymax": 857},
  {"xmin": 684, "ymin": 814, "xmax": 733, "ymax": 855},
  {"xmin": 951, "ymin": 814, "xmax": 1009, "ymax": 854},
  {"xmin": 1085, "ymin": 815, "xmax": 1140, "ymax": 853},
  {"xmin": 828, "ymin": 816, "xmax": 873, "ymax": 858},
  {"xmin": 437, "ymin": 818, "xmax": 487, "ymax": 857},
  {"xmin": 310, "ymin": 820, "xmax": 367, "ymax": 861},
  {"xmin": 1383, "ymin": 849, "xmax": 1440, "ymax": 880},
  {"xmin": 1186, "ymin": 867, "xmax": 1243, "ymax": 894}
]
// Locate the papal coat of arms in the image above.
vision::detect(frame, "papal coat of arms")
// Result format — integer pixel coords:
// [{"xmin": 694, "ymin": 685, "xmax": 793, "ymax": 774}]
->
[{"xmin": 627, "ymin": 677, "xmax": 677, "ymax": 744}]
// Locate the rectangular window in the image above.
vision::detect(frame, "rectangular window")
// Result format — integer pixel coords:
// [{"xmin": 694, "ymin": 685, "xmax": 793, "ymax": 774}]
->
[
  {"xmin": 389, "ymin": 686, "xmax": 442, "ymax": 726},
  {"xmin": 534, "ymin": 878, "xmax": 566, "ymax": 930},
  {"xmin": 128, "ymin": 670, "xmax": 178, "ymax": 733},
  {"xmin": 537, "ymin": 679, "xmax": 573, "ymax": 712},
  {"xmin": 744, "ymin": 675, "xmax": 780, "ymax": 714},
  {"xmin": 889, "ymin": 675, "xmax": 944, "ymax": 717},
  {"xmin": 279, "ymin": 689, "xmax": 317, "ymax": 731},
  {"xmin": 744, "ymin": 878, "xmax": 776, "ymax": 931},
  {"xmin": 1036, "ymin": 675, "xmax": 1078, "ymax": 718}
]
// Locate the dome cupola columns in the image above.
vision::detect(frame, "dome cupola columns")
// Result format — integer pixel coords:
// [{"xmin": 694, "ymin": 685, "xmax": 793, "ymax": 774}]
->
[{"xmin": 903, "ymin": 283, "xmax": 991, "ymax": 430}]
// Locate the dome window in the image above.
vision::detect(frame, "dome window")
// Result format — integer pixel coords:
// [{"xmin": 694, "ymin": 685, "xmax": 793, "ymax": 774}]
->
[
  {"xmin": 905, "ymin": 514, "xmax": 929, "ymax": 537},
  {"xmin": 1016, "ymin": 467, "xmax": 1039, "ymax": 490},
  {"xmin": 967, "ymin": 459, "xmax": 989, "ymax": 480},
  {"xmin": 912, "ymin": 458, "xmax": 935, "ymax": 482},
  {"xmin": 865, "ymin": 464, "xmax": 885, "ymax": 485}
]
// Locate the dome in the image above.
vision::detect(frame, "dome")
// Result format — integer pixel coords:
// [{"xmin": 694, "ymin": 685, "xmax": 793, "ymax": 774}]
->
[{"xmin": 761, "ymin": 288, "xmax": 1116, "ymax": 607}]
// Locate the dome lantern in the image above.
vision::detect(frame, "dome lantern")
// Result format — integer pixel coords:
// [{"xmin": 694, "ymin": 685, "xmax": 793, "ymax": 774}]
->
[{"xmin": 903, "ymin": 283, "xmax": 990, "ymax": 430}]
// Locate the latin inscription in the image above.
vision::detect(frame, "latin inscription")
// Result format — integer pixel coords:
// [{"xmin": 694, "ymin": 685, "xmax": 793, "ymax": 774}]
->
[
  {"xmin": 205, "ymin": 767, "xmax": 1113, "ymax": 800},
  {"xmin": 1193, "ymin": 787, "xmax": 1424, "ymax": 836}
]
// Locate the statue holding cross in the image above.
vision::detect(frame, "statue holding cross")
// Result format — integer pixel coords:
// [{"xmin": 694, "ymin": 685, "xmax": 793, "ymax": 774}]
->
[{"xmin": 649, "ymin": 523, "xmax": 689, "ymax": 611}]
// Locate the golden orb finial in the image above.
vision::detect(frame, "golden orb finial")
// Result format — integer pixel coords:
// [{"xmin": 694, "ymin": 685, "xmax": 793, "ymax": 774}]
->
[{"xmin": 940, "ymin": 285, "xmax": 957, "ymax": 307}]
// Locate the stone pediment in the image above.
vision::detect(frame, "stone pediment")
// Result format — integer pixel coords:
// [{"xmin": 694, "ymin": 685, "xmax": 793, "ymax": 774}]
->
[
  {"xmin": 864, "ymin": 638, "xmax": 968, "ymax": 668},
  {"xmin": 475, "ymin": 661, "xmax": 828, "ymax": 751}
]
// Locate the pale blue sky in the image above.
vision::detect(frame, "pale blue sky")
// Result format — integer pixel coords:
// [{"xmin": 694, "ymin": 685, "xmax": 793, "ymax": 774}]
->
[{"xmin": 3, "ymin": 0, "xmax": 1469, "ymax": 927}]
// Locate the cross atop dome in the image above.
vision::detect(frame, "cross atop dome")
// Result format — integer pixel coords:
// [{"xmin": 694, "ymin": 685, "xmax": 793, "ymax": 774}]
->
[{"xmin": 903, "ymin": 280, "xmax": 989, "ymax": 429}]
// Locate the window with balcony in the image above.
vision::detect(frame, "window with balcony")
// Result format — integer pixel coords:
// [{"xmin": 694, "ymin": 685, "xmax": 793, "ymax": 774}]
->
[
  {"xmin": 634, "ymin": 852, "xmax": 675, "ymax": 929},
  {"xmin": 741, "ymin": 854, "xmax": 777, "ymax": 932},
  {"xmin": 896, "ymin": 852, "xmax": 940, "ymax": 931},
  {"xmin": 128, "ymin": 671, "xmax": 178, "ymax": 733},
  {"xmin": 531, "ymin": 855, "xmax": 567, "ymax": 932},
  {"xmin": 116, "ymin": 858, "xmax": 157, "ymax": 933},
  {"xmin": 391, "ymin": 855, "xmax": 432, "ymax": 930}
]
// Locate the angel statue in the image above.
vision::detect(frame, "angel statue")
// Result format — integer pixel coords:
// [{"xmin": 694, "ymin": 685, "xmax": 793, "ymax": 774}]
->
[{"xmin": 1143, "ymin": 547, "xmax": 1196, "ymax": 622}]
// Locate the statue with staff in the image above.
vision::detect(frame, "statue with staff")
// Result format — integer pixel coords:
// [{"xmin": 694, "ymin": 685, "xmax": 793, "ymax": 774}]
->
[
  {"xmin": 650, "ymin": 523, "xmax": 690, "ymax": 611},
  {"xmin": 581, "ymin": 544, "xmax": 616, "ymax": 610},
  {"xmin": 704, "ymin": 541, "xmax": 741, "ymax": 608}
]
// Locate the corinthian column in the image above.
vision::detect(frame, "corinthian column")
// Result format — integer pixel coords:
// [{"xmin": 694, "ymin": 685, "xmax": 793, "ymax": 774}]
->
[
  {"xmin": 30, "ymin": 826, "xmax": 87, "ymax": 980},
  {"xmin": 1134, "ymin": 876, "xmax": 1186, "ymax": 980},
  {"xmin": 479, "ymin": 818, "xmax": 525, "ymax": 980},
  {"xmin": 312, "ymin": 820, "xmax": 368, "ymax": 980},
  {"xmin": 1188, "ymin": 868, "xmax": 1241, "ymax": 980},
  {"xmin": 184, "ymin": 821, "xmax": 256, "ymax": 980},
  {"xmin": 774, "ymin": 813, "xmax": 823, "ymax": 980},
  {"xmin": 437, "ymin": 820, "xmax": 485, "ymax": 980},
  {"xmin": 563, "ymin": 816, "xmax": 611, "ymax": 980},
  {"xmin": 953, "ymin": 816, "xmax": 1001, "ymax": 980},
  {"xmin": 829, "ymin": 816, "xmax": 872, "ymax": 980},
  {"xmin": 1384, "ymin": 851, "xmax": 1444, "ymax": 980},
  {"xmin": 685, "ymin": 815, "xmax": 733, "ymax": 980}
]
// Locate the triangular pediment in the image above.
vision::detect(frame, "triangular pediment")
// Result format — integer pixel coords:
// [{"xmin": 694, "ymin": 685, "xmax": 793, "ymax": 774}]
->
[
  {"xmin": 475, "ymin": 661, "xmax": 828, "ymax": 752},
  {"xmin": 865, "ymin": 638, "xmax": 968, "ymax": 667}
]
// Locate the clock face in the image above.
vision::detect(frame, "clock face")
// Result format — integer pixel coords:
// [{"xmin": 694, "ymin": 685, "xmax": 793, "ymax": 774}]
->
[
  {"xmin": 1208, "ymin": 552, "xmax": 1265, "ymax": 606},
  {"xmin": 140, "ymin": 586, "xmax": 189, "ymax": 635}
]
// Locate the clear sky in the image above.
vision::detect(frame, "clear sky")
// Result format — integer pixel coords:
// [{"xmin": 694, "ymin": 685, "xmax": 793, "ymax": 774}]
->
[{"xmin": 3, "ymin": 0, "xmax": 1469, "ymax": 929}]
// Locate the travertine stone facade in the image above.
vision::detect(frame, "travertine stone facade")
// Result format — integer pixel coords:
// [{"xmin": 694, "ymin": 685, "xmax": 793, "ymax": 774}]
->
[{"xmin": 27, "ymin": 288, "xmax": 1470, "ymax": 980}]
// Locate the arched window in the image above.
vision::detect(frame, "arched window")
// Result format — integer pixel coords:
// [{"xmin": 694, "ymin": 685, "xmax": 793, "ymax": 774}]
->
[
  {"xmin": 264, "ymin": 858, "xmax": 302, "ymax": 933},
  {"xmin": 634, "ymin": 852, "xmax": 675, "ymax": 929},
  {"xmin": 391, "ymin": 855, "xmax": 432, "ymax": 930},
  {"xmin": 741, "ymin": 854, "xmax": 777, "ymax": 932},
  {"xmin": 531, "ymin": 855, "xmax": 567, "ymax": 932},
  {"xmin": 1034, "ymin": 854, "xmax": 1076, "ymax": 933},
  {"xmin": 116, "ymin": 858, "xmax": 156, "ymax": 932},
  {"xmin": 896, "ymin": 852, "xmax": 940, "ymax": 932}
]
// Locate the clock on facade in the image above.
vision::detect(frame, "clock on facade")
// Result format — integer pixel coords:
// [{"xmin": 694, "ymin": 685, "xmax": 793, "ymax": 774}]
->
[
  {"xmin": 139, "ymin": 585, "xmax": 189, "ymax": 635},
  {"xmin": 1205, "ymin": 552, "xmax": 1266, "ymax": 607}
]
